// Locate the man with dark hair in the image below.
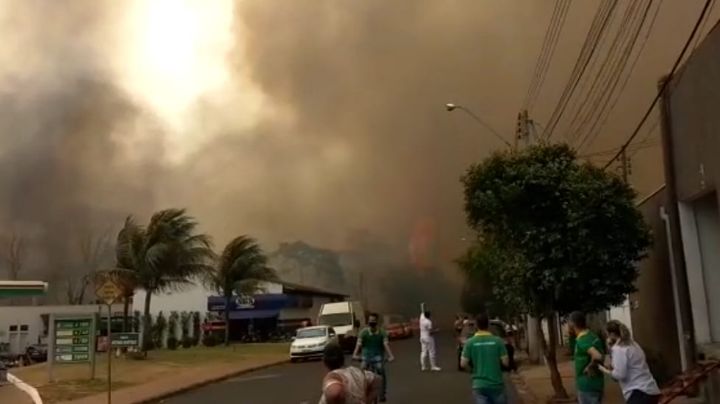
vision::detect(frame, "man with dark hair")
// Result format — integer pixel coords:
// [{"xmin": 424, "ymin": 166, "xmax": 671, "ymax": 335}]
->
[
  {"xmin": 320, "ymin": 343, "xmax": 381, "ymax": 404},
  {"xmin": 569, "ymin": 311, "xmax": 605, "ymax": 404},
  {"xmin": 461, "ymin": 312, "xmax": 509, "ymax": 404},
  {"xmin": 353, "ymin": 312, "xmax": 394, "ymax": 402}
]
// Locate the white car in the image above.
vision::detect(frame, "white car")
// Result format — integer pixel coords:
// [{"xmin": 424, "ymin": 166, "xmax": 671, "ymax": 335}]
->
[{"xmin": 289, "ymin": 325, "xmax": 337, "ymax": 362}]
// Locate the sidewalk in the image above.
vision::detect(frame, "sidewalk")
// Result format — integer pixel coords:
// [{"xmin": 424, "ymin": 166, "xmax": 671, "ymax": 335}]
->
[
  {"xmin": 58, "ymin": 356, "xmax": 287, "ymax": 404},
  {"xmin": 515, "ymin": 357, "xmax": 624, "ymax": 404},
  {"xmin": 0, "ymin": 382, "xmax": 34, "ymax": 404}
]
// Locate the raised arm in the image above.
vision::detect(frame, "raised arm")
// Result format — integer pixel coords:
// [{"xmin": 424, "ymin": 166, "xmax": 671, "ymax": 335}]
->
[{"xmin": 420, "ymin": 302, "xmax": 426, "ymax": 320}]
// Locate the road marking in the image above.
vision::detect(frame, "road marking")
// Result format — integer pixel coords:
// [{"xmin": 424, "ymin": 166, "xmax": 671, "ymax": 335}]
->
[{"xmin": 228, "ymin": 374, "xmax": 281, "ymax": 383}]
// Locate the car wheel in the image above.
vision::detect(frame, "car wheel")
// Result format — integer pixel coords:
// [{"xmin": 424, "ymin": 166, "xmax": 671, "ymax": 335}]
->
[{"xmin": 290, "ymin": 358, "xmax": 298, "ymax": 363}]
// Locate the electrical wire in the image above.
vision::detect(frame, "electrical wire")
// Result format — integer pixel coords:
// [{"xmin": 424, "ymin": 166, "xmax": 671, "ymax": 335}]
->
[
  {"xmin": 565, "ymin": 0, "xmax": 646, "ymax": 145},
  {"xmin": 524, "ymin": 0, "xmax": 571, "ymax": 112},
  {"xmin": 602, "ymin": 0, "xmax": 714, "ymax": 170},
  {"xmin": 574, "ymin": 0, "xmax": 657, "ymax": 151},
  {"xmin": 543, "ymin": 0, "xmax": 619, "ymax": 140}
]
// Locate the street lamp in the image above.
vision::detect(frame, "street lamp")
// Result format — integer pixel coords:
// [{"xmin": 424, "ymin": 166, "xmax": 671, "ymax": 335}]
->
[{"xmin": 445, "ymin": 103, "xmax": 513, "ymax": 148}]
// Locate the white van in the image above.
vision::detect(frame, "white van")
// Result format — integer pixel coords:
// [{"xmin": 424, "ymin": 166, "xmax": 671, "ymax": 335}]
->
[{"xmin": 317, "ymin": 301, "xmax": 365, "ymax": 351}]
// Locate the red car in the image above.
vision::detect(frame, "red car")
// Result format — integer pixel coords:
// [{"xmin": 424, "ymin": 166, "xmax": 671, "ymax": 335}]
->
[{"xmin": 383, "ymin": 314, "xmax": 411, "ymax": 340}]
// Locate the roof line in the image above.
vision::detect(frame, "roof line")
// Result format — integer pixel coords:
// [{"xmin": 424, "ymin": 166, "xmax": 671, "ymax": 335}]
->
[{"xmin": 637, "ymin": 184, "xmax": 666, "ymax": 206}]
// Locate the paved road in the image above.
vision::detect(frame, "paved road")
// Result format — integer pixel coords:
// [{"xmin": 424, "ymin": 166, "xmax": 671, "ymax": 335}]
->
[{"xmin": 160, "ymin": 333, "xmax": 521, "ymax": 404}]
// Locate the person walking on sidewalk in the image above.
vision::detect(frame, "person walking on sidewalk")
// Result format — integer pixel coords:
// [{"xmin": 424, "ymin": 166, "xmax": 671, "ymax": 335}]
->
[
  {"xmin": 461, "ymin": 312, "xmax": 509, "ymax": 404},
  {"xmin": 419, "ymin": 302, "xmax": 441, "ymax": 371},
  {"xmin": 569, "ymin": 311, "xmax": 606, "ymax": 404},
  {"xmin": 598, "ymin": 320, "xmax": 660, "ymax": 404}
]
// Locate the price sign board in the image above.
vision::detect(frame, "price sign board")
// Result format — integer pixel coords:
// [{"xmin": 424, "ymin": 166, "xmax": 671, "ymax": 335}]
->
[
  {"xmin": 53, "ymin": 318, "xmax": 93, "ymax": 363},
  {"xmin": 48, "ymin": 313, "xmax": 97, "ymax": 382}
]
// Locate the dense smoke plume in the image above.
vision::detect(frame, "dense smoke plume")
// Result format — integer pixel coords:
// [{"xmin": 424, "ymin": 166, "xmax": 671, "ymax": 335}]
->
[{"xmin": 1, "ymin": 0, "xmax": 717, "ymax": 312}]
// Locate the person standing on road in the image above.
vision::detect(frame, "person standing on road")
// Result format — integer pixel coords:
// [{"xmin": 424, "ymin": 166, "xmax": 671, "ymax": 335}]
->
[
  {"xmin": 598, "ymin": 320, "xmax": 660, "ymax": 404},
  {"xmin": 461, "ymin": 312, "xmax": 509, "ymax": 404},
  {"xmin": 419, "ymin": 302, "xmax": 441, "ymax": 371},
  {"xmin": 320, "ymin": 343, "xmax": 382, "ymax": 404},
  {"xmin": 569, "ymin": 311, "xmax": 606, "ymax": 404},
  {"xmin": 353, "ymin": 313, "xmax": 394, "ymax": 402}
]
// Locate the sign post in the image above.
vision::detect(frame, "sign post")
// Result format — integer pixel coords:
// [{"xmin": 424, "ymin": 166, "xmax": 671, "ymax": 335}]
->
[{"xmin": 95, "ymin": 278, "xmax": 122, "ymax": 404}]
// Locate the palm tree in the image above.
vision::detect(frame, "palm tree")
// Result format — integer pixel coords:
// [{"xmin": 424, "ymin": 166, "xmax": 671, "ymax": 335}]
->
[
  {"xmin": 115, "ymin": 208, "xmax": 215, "ymax": 351},
  {"xmin": 205, "ymin": 236, "xmax": 277, "ymax": 346}
]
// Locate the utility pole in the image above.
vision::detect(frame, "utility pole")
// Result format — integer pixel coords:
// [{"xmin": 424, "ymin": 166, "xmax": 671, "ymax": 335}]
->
[
  {"xmin": 515, "ymin": 110, "xmax": 531, "ymax": 151},
  {"xmin": 619, "ymin": 149, "xmax": 631, "ymax": 183}
]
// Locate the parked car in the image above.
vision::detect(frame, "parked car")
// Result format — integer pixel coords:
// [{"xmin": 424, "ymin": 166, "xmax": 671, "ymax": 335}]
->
[
  {"xmin": 289, "ymin": 325, "xmax": 337, "ymax": 362},
  {"xmin": 25, "ymin": 344, "xmax": 47, "ymax": 363},
  {"xmin": 383, "ymin": 314, "xmax": 411, "ymax": 340}
]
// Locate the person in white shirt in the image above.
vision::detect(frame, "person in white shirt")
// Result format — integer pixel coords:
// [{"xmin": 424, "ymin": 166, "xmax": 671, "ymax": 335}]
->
[
  {"xmin": 599, "ymin": 320, "xmax": 660, "ymax": 404},
  {"xmin": 319, "ymin": 343, "xmax": 381, "ymax": 404},
  {"xmin": 419, "ymin": 302, "xmax": 441, "ymax": 371}
]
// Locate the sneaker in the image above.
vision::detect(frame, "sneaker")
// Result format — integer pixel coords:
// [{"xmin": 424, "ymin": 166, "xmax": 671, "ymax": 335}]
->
[
  {"xmin": 421, "ymin": 367, "xmax": 428, "ymax": 371},
  {"xmin": 431, "ymin": 366, "xmax": 442, "ymax": 371}
]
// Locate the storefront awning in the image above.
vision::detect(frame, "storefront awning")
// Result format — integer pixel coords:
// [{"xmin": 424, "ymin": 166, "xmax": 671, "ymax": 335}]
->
[{"xmin": 228, "ymin": 309, "xmax": 280, "ymax": 320}]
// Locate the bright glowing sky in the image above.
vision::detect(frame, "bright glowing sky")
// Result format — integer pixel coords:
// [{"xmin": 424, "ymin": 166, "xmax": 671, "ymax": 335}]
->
[{"xmin": 114, "ymin": 0, "xmax": 267, "ymax": 162}]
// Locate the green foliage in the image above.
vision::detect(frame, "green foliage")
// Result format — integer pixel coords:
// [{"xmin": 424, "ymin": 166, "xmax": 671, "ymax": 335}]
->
[
  {"xmin": 192, "ymin": 312, "xmax": 201, "ymax": 344},
  {"xmin": 169, "ymin": 311, "xmax": 179, "ymax": 341},
  {"xmin": 181, "ymin": 336, "xmax": 194, "ymax": 349},
  {"xmin": 115, "ymin": 208, "xmax": 215, "ymax": 351},
  {"xmin": 202, "ymin": 333, "xmax": 219, "ymax": 347},
  {"xmin": 152, "ymin": 312, "xmax": 166, "ymax": 350},
  {"xmin": 457, "ymin": 239, "xmax": 526, "ymax": 319},
  {"xmin": 461, "ymin": 144, "xmax": 651, "ymax": 315},
  {"xmin": 167, "ymin": 336, "xmax": 179, "ymax": 350},
  {"xmin": 180, "ymin": 311, "xmax": 190, "ymax": 340}
]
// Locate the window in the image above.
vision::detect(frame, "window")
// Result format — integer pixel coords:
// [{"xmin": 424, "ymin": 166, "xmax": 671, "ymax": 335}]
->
[
  {"xmin": 9, "ymin": 325, "xmax": 17, "ymax": 332},
  {"xmin": 20, "ymin": 325, "xmax": 28, "ymax": 332}
]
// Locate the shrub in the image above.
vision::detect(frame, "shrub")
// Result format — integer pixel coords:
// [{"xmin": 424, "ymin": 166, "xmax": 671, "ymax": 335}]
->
[
  {"xmin": 202, "ymin": 334, "xmax": 219, "ymax": 347},
  {"xmin": 167, "ymin": 336, "xmax": 179, "ymax": 350},
  {"xmin": 182, "ymin": 336, "xmax": 194, "ymax": 349}
]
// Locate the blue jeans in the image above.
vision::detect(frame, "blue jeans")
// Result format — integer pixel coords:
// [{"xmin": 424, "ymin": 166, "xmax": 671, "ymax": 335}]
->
[
  {"xmin": 472, "ymin": 388, "xmax": 506, "ymax": 404},
  {"xmin": 578, "ymin": 391, "xmax": 603, "ymax": 404},
  {"xmin": 362, "ymin": 355, "xmax": 386, "ymax": 399}
]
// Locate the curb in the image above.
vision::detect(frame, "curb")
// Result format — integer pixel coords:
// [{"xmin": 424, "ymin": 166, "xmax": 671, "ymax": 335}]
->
[{"xmin": 138, "ymin": 358, "xmax": 289, "ymax": 404}]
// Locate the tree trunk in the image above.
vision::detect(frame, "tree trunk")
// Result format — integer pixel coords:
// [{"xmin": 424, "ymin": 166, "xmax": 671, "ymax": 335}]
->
[
  {"xmin": 224, "ymin": 293, "xmax": 231, "ymax": 346},
  {"xmin": 142, "ymin": 292, "xmax": 153, "ymax": 352},
  {"xmin": 538, "ymin": 312, "xmax": 569, "ymax": 399},
  {"xmin": 122, "ymin": 296, "xmax": 130, "ymax": 332}
]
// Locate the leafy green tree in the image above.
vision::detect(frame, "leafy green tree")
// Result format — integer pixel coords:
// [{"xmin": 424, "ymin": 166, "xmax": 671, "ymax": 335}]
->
[
  {"xmin": 204, "ymin": 236, "xmax": 277, "ymax": 346},
  {"xmin": 115, "ymin": 208, "xmax": 215, "ymax": 351},
  {"xmin": 461, "ymin": 144, "xmax": 651, "ymax": 399}
]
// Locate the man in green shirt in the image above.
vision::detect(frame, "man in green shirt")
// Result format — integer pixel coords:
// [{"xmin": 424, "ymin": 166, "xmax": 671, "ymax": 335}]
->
[
  {"xmin": 353, "ymin": 313, "xmax": 394, "ymax": 402},
  {"xmin": 569, "ymin": 311, "xmax": 605, "ymax": 404},
  {"xmin": 461, "ymin": 312, "xmax": 509, "ymax": 404}
]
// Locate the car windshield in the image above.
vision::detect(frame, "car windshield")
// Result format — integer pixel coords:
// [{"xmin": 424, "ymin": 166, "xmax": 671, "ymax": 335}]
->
[
  {"xmin": 318, "ymin": 313, "xmax": 352, "ymax": 327},
  {"xmin": 297, "ymin": 328, "xmax": 327, "ymax": 339}
]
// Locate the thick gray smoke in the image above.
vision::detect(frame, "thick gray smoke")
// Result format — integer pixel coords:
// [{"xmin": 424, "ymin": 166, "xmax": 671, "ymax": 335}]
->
[
  {"xmin": 0, "ymin": 0, "xmax": 163, "ymax": 302},
  {"xmin": 1, "ymin": 0, "xmax": 715, "ymax": 312}
]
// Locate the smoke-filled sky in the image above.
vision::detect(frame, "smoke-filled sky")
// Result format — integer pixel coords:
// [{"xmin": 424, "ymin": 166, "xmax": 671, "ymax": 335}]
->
[{"xmin": 1, "ymin": 0, "xmax": 718, "ymax": 290}]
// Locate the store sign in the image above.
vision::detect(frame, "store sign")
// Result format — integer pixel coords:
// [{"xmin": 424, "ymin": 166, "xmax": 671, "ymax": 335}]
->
[
  {"xmin": 234, "ymin": 295, "xmax": 255, "ymax": 309},
  {"xmin": 207, "ymin": 294, "xmax": 289, "ymax": 312},
  {"xmin": 111, "ymin": 333, "xmax": 139, "ymax": 348}
]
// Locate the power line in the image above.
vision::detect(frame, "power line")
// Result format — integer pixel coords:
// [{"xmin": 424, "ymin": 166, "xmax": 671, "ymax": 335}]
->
[
  {"xmin": 603, "ymin": 0, "xmax": 714, "ymax": 170},
  {"xmin": 575, "ymin": 0, "xmax": 663, "ymax": 152},
  {"xmin": 542, "ymin": 0, "xmax": 619, "ymax": 140},
  {"xmin": 574, "ymin": 0, "xmax": 657, "ymax": 151},
  {"xmin": 566, "ymin": 0, "xmax": 647, "ymax": 145},
  {"xmin": 524, "ymin": 0, "xmax": 571, "ymax": 112}
]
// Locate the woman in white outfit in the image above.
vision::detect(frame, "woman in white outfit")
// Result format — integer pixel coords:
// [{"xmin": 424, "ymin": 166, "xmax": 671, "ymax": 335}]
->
[
  {"xmin": 419, "ymin": 302, "xmax": 441, "ymax": 371},
  {"xmin": 599, "ymin": 320, "xmax": 661, "ymax": 404}
]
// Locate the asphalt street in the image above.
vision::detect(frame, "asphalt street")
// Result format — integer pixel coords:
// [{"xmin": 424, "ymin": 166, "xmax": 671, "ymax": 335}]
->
[{"xmin": 159, "ymin": 333, "xmax": 521, "ymax": 404}]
